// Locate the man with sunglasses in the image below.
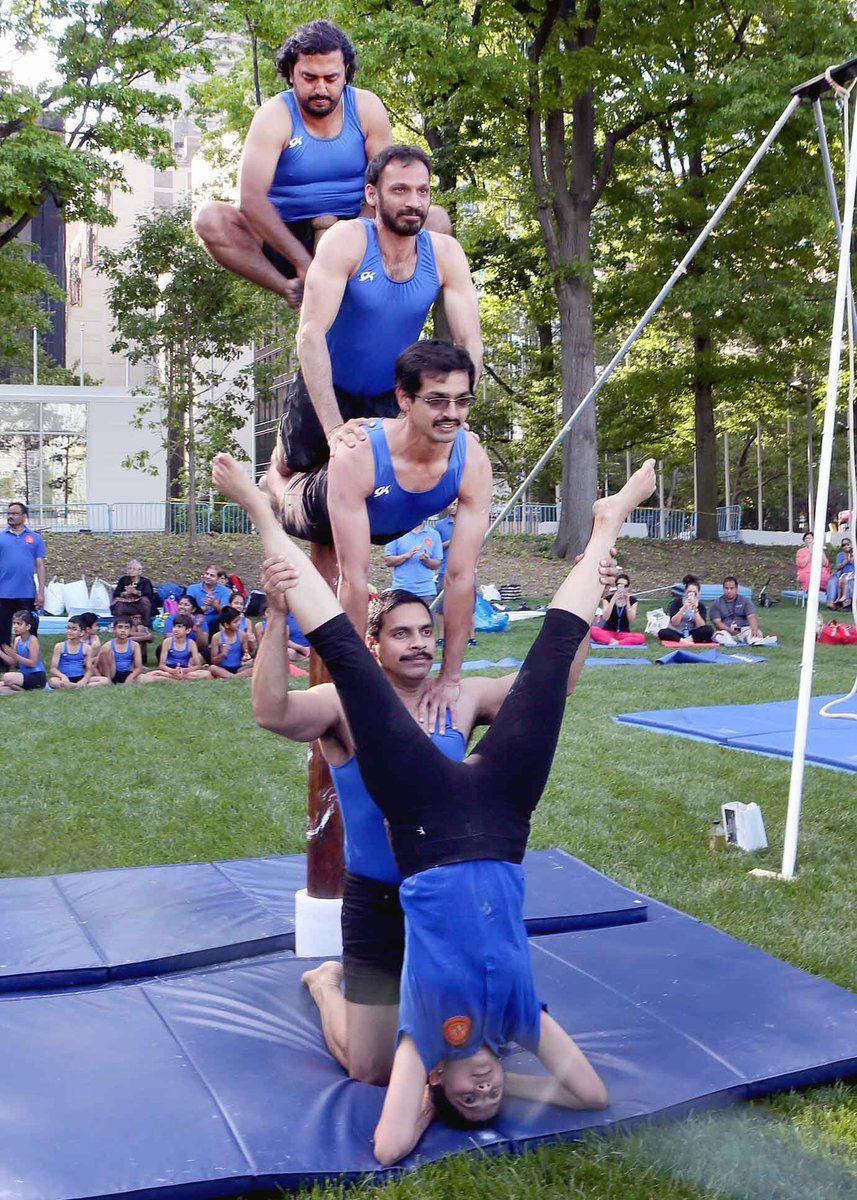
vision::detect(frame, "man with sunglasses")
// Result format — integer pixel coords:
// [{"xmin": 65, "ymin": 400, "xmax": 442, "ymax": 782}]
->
[{"xmin": 268, "ymin": 339, "xmax": 492, "ymax": 727}]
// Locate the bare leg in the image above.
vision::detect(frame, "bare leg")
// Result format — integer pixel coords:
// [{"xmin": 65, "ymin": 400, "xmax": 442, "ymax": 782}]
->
[
  {"xmin": 193, "ymin": 201, "xmax": 300, "ymax": 305},
  {"xmin": 344, "ymin": 1002, "xmax": 399, "ymax": 1085},
  {"xmin": 211, "ymin": 454, "xmax": 341, "ymax": 636},
  {"xmin": 550, "ymin": 461, "xmax": 657, "ymax": 622},
  {"xmin": 302, "ymin": 962, "xmax": 349, "ymax": 1072}
]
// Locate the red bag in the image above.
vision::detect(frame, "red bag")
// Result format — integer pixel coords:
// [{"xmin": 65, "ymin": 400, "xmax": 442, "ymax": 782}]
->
[{"xmin": 818, "ymin": 620, "xmax": 857, "ymax": 644}]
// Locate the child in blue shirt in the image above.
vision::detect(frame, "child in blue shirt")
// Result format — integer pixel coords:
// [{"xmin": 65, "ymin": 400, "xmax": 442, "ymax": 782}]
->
[{"xmin": 0, "ymin": 610, "xmax": 46, "ymax": 692}]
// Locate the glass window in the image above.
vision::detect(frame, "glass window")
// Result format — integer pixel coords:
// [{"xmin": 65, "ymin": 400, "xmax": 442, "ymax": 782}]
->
[
  {"xmin": 44, "ymin": 434, "xmax": 86, "ymax": 504},
  {"xmin": 0, "ymin": 402, "xmax": 39, "ymax": 433},
  {"xmin": 42, "ymin": 403, "xmax": 86, "ymax": 434}
]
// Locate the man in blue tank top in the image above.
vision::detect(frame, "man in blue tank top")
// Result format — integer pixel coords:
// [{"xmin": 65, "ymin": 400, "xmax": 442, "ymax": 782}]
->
[
  {"xmin": 251, "ymin": 574, "xmax": 605, "ymax": 1087},
  {"xmin": 270, "ymin": 143, "xmax": 481, "ymax": 474},
  {"xmin": 257, "ymin": 339, "xmax": 493, "ymax": 728},
  {"xmin": 194, "ymin": 22, "xmax": 391, "ymax": 309}
]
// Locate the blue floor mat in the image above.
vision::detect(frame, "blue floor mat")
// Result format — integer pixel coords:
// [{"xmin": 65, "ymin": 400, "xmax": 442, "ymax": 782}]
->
[
  {"xmin": 0, "ymin": 849, "xmax": 647, "ymax": 993},
  {"xmin": 656, "ymin": 648, "xmax": 766, "ymax": 665},
  {"xmin": 1, "ymin": 913, "xmax": 853, "ymax": 1200},
  {"xmin": 615, "ymin": 694, "xmax": 857, "ymax": 771},
  {"xmin": 585, "ymin": 656, "xmax": 652, "ymax": 667}
]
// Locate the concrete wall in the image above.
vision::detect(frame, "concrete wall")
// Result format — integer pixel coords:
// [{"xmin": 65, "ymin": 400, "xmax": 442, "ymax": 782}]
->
[{"xmin": 85, "ymin": 389, "xmax": 165, "ymax": 505}]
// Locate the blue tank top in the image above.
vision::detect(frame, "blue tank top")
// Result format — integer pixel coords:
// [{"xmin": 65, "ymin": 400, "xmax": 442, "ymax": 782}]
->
[
  {"xmin": 16, "ymin": 635, "xmax": 44, "ymax": 675},
  {"xmin": 220, "ymin": 632, "xmax": 243, "ymax": 670},
  {"xmin": 326, "ymin": 219, "xmax": 440, "ymax": 395},
  {"xmin": 365, "ymin": 422, "xmax": 467, "ymax": 538},
  {"xmin": 267, "ymin": 87, "xmax": 366, "ymax": 222},
  {"xmin": 331, "ymin": 718, "xmax": 466, "ymax": 884},
  {"xmin": 111, "ymin": 639, "xmax": 134, "ymax": 673},
  {"xmin": 165, "ymin": 639, "xmax": 192, "ymax": 668},
  {"xmin": 58, "ymin": 641, "xmax": 86, "ymax": 679}
]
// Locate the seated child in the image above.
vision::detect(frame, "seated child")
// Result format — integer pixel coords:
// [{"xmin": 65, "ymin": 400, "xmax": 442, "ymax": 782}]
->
[
  {"xmin": 210, "ymin": 605, "xmax": 254, "ymax": 678},
  {"xmin": 229, "ymin": 590, "xmax": 257, "ymax": 655},
  {"xmin": 96, "ymin": 616, "xmax": 144, "ymax": 684},
  {"xmin": 49, "ymin": 616, "xmax": 108, "ymax": 689},
  {"xmin": 128, "ymin": 612, "xmax": 154, "ymax": 666},
  {"xmin": 0, "ymin": 610, "xmax": 47, "ymax": 692},
  {"xmin": 78, "ymin": 612, "xmax": 102, "ymax": 654},
  {"xmin": 140, "ymin": 614, "xmax": 211, "ymax": 682}
]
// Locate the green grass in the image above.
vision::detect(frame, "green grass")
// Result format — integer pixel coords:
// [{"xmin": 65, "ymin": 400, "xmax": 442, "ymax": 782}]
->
[{"xmin": 2, "ymin": 601, "xmax": 856, "ymax": 1199}]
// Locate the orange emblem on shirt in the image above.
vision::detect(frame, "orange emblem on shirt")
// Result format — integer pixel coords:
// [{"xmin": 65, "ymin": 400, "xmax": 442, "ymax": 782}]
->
[
  {"xmin": 25, "ymin": 535, "xmax": 34, "ymax": 544},
  {"xmin": 443, "ymin": 1016, "xmax": 473, "ymax": 1046}
]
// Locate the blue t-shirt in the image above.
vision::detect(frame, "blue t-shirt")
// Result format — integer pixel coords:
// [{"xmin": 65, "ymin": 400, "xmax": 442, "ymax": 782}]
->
[
  {"xmin": 398, "ymin": 860, "xmax": 543, "ymax": 1072},
  {"xmin": 386, "ymin": 527, "xmax": 443, "ymax": 596},
  {"xmin": 0, "ymin": 527, "xmax": 46, "ymax": 599},
  {"xmin": 433, "ymin": 516, "xmax": 455, "ymax": 578},
  {"xmin": 186, "ymin": 582, "xmax": 231, "ymax": 624}
]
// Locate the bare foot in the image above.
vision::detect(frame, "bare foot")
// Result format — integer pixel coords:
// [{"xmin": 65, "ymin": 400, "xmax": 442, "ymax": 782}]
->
[
  {"xmin": 592, "ymin": 459, "xmax": 656, "ymax": 531},
  {"xmin": 301, "ymin": 961, "xmax": 343, "ymax": 998},
  {"xmin": 211, "ymin": 453, "xmax": 264, "ymax": 512}
]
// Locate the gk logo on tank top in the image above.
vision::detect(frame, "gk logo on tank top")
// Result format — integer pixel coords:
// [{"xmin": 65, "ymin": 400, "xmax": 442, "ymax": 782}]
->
[
  {"xmin": 288, "ymin": 136, "xmax": 303, "ymax": 148},
  {"xmin": 373, "ymin": 484, "xmax": 391, "ymax": 497},
  {"xmin": 358, "ymin": 270, "xmax": 376, "ymax": 282}
]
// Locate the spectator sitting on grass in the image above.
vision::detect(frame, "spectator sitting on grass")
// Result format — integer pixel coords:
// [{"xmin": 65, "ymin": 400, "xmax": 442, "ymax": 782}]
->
[
  {"xmin": 210, "ymin": 606, "xmax": 255, "ymax": 678},
  {"xmin": 128, "ymin": 612, "xmax": 154, "ymax": 666},
  {"xmin": 710, "ymin": 576, "xmax": 774, "ymax": 644},
  {"xmin": 111, "ymin": 559, "xmax": 157, "ymax": 626},
  {"xmin": 48, "ymin": 616, "xmax": 108, "ymax": 689},
  {"xmin": 186, "ymin": 565, "xmax": 231, "ymax": 632},
  {"xmin": 230, "ymin": 590, "xmax": 257, "ymax": 655},
  {"xmin": 0, "ymin": 610, "xmax": 46, "ymax": 693},
  {"xmin": 591, "ymin": 572, "xmax": 645, "ymax": 645},
  {"xmin": 96, "ymin": 616, "xmax": 144, "ymax": 684},
  {"xmin": 658, "ymin": 577, "xmax": 715, "ymax": 644},
  {"xmin": 79, "ymin": 612, "xmax": 102, "ymax": 653},
  {"xmin": 826, "ymin": 538, "xmax": 853, "ymax": 608},
  {"xmin": 140, "ymin": 615, "xmax": 211, "ymax": 683},
  {"xmin": 796, "ymin": 532, "xmax": 830, "ymax": 592},
  {"xmin": 829, "ymin": 547, "xmax": 854, "ymax": 610},
  {"xmin": 165, "ymin": 596, "xmax": 210, "ymax": 652}
]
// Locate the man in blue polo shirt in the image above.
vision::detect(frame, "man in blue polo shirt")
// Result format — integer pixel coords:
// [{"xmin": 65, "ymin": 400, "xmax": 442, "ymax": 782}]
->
[
  {"xmin": 186, "ymin": 564, "xmax": 232, "ymax": 633},
  {"xmin": 0, "ymin": 502, "xmax": 46, "ymax": 654},
  {"xmin": 384, "ymin": 520, "xmax": 442, "ymax": 598}
]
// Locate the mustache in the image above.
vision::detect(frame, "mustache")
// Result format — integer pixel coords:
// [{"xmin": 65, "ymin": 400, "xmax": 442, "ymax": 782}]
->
[
  {"xmin": 432, "ymin": 417, "xmax": 461, "ymax": 427},
  {"xmin": 399, "ymin": 651, "xmax": 433, "ymax": 662}
]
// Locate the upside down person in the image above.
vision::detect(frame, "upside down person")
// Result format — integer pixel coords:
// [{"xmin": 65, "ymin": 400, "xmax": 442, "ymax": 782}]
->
[{"xmin": 212, "ymin": 449, "xmax": 658, "ymax": 1163}]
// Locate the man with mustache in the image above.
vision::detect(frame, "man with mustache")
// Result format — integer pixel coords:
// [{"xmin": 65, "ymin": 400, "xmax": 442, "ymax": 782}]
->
[{"xmin": 267, "ymin": 338, "xmax": 492, "ymax": 726}]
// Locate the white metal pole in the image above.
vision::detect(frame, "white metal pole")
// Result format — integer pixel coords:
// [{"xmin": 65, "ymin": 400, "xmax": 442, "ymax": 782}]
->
[
  {"xmin": 32, "ymin": 328, "xmax": 38, "ymax": 385},
  {"xmin": 724, "ymin": 430, "xmax": 731, "ymax": 510},
  {"xmin": 786, "ymin": 414, "xmax": 794, "ymax": 533},
  {"xmin": 473, "ymin": 96, "xmax": 800, "ymax": 550},
  {"xmin": 658, "ymin": 461, "xmax": 665, "ymax": 540},
  {"xmin": 756, "ymin": 420, "xmax": 763, "ymax": 531},
  {"xmin": 626, "ymin": 448, "xmax": 632, "ymax": 482},
  {"xmin": 79, "ymin": 323, "xmax": 85, "ymax": 387},
  {"xmin": 125, "ymin": 356, "xmax": 131, "ymax": 390},
  {"xmin": 693, "ymin": 453, "xmax": 698, "ymax": 528},
  {"xmin": 781, "ymin": 96, "xmax": 857, "ymax": 881}
]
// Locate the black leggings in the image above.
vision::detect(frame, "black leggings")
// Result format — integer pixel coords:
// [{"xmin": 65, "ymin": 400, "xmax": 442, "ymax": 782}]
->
[
  {"xmin": 658, "ymin": 625, "xmax": 715, "ymax": 643},
  {"xmin": 307, "ymin": 608, "xmax": 588, "ymax": 878}
]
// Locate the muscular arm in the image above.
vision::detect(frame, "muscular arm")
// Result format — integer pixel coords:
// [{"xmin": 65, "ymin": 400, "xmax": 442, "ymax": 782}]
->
[
  {"xmin": 435, "ymin": 236, "xmax": 483, "ymax": 380},
  {"xmin": 252, "ymin": 602, "xmax": 346, "ymax": 746},
  {"xmin": 239, "ymin": 101, "xmax": 313, "ymax": 275},
  {"xmin": 373, "ymin": 1036, "xmax": 432, "ymax": 1166},
  {"xmin": 437, "ymin": 440, "xmax": 492, "ymax": 687},
  {"xmin": 35, "ymin": 556, "xmax": 45, "ymax": 606},
  {"xmin": 328, "ymin": 440, "xmax": 375, "ymax": 637},
  {"xmin": 355, "ymin": 89, "xmax": 393, "ymax": 161},
  {"xmin": 297, "ymin": 223, "xmax": 364, "ymax": 438}
]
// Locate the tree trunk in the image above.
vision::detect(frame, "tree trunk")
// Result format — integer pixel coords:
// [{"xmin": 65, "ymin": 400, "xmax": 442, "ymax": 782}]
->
[
  {"xmin": 692, "ymin": 329, "xmax": 718, "ymax": 540},
  {"xmin": 552, "ymin": 243, "xmax": 598, "ymax": 557},
  {"xmin": 186, "ymin": 355, "xmax": 197, "ymax": 544}
]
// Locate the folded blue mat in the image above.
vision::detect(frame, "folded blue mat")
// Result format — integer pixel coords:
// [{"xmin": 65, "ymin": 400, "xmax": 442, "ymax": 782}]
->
[
  {"xmin": 432, "ymin": 657, "xmax": 523, "ymax": 671},
  {"xmin": 2, "ymin": 908, "xmax": 853, "ymax": 1200},
  {"xmin": 656, "ymin": 649, "xmax": 766, "ymax": 665},
  {"xmin": 0, "ymin": 849, "xmax": 647, "ymax": 993},
  {"xmin": 585, "ymin": 656, "xmax": 652, "ymax": 667},
  {"xmin": 615, "ymin": 694, "xmax": 857, "ymax": 772}
]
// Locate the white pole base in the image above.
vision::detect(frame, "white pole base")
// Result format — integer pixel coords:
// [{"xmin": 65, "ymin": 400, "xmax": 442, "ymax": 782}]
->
[
  {"xmin": 294, "ymin": 888, "xmax": 343, "ymax": 958},
  {"xmin": 749, "ymin": 868, "xmax": 795, "ymax": 881}
]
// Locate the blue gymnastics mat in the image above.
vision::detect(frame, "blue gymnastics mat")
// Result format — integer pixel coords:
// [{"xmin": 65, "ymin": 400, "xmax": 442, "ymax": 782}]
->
[
  {"xmin": 1, "ymin": 911, "xmax": 853, "ymax": 1200},
  {"xmin": 656, "ymin": 648, "xmax": 767, "ymax": 665},
  {"xmin": 615, "ymin": 694, "xmax": 857, "ymax": 771},
  {"xmin": 0, "ymin": 849, "xmax": 647, "ymax": 993}
]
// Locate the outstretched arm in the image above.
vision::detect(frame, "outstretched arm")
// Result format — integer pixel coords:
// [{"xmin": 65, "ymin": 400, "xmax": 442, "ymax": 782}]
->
[
  {"xmin": 373, "ymin": 1036, "xmax": 432, "ymax": 1166},
  {"xmin": 505, "ymin": 1012, "xmax": 607, "ymax": 1110},
  {"xmin": 436, "ymin": 237, "xmax": 483, "ymax": 380},
  {"xmin": 328, "ymin": 441, "xmax": 375, "ymax": 639}
]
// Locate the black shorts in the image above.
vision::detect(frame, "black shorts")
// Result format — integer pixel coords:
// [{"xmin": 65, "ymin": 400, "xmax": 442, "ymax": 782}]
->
[
  {"xmin": 262, "ymin": 215, "xmax": 350, "ymax": 281},
  {"xmin": 21, "ymin": 671, "xmax": 47, "ymax": 691},
  {"xmin": 341, "ymin": 871, "xmax": 405, "ymax": 1006},
  {"xmin": 113, "ymin": 670, "xmax": 131, "ymax": 685},
  {"xmin": 277, "ymin": 370, "xmax": 399, "ymax": 475},
  {"xmin": 220, "ymin": 663, "xmax": 240, "ymax": 675}
]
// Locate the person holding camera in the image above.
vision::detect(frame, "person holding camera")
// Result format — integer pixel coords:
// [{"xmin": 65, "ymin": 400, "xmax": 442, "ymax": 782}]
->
[
  {"xmin": 658, "ymin": 576, "xmax": 715, "ymax": 644},
  {"xmin": 591, "ymin": 572, "xmax": 645, "ymax": 645}
]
